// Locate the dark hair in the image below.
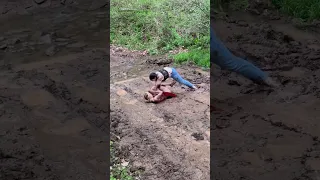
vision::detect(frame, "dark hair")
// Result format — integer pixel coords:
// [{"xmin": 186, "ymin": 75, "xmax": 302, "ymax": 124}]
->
[
  {"xmin": 144, "ymin": 93, "xmax": 149, "ymax": 100},
  {"xmin": 149, "ymin": 72, "xmax": 157, "ymax": 81}
]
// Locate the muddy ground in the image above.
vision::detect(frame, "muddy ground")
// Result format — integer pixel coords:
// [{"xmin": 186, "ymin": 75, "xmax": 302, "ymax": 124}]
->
[
  {"xmin": 0, "ymin": 0, "xmax": 109, "ymax": 180},
  {"xmin": 4, "ymin": 0, "xmax": 320, "ymax": 179},
  {"xmin": 212, "ymin": 9, "xmax": 320, "ymax": 180},
  {"xmin": 110, "ymin": 48, "xmax": 210, "ymax": 180}
]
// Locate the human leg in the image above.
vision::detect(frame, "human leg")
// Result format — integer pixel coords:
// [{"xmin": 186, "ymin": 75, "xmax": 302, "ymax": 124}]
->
[
  {"xmin": 159, "ymin": 85, "xmax": 172, "ymax": 93},
  {"xmin": 210, "ymin": 27, "xmax": 267, "ymax": 82},
  {"xmin": 171, "ymin": 68, "xmax": 196, "ymax": 89}
]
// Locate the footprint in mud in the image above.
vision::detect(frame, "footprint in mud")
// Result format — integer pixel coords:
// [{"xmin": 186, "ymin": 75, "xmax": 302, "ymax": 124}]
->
[
  {"xmin": 145, "ymin": 57, "xmax": 173, "ymax": 65},
  {"xmin": 215, "ymin": 118, "xmax": 231, "ymax": 129},
  {"xmin": 191, "ymin": 132, "xmax": 205, "ymax": 141}
]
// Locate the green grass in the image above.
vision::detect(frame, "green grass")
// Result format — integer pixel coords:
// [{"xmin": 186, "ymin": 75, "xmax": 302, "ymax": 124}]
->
[
  {"xmin": 171, "ymin": 48, "xmax": 210, "ymax": 68},
  {"xmin": 110, "ymin": 141, "xmax": 134, "ymax": 180},
  {"xmin": 110, "ymin": 166, "xmax": 133, "ymax": 180},
  {"xmin": 111, "ymin": 0, "xmax": 210, "ymax": 67},
  {"xmin": 213, "ymin": 0, "xmax": 248, "ymax": 11},
  {"xmin": 229, "ymin": 0, "xmax": 249, "ymax": 11},
  {"xmin": 214, "ymin": 0, "xmax": 320, "ymax": 20},
  {"xmin": 272, "ymin": 0, "xmax": 320, "ymax": 20}
]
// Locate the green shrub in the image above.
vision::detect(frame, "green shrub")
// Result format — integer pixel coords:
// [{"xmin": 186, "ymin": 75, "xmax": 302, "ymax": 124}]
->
[
  {"xmin": 214, "ymin": 0, "xmax": 320, "ymax": 20},
  {"xmin": 111, "ymin": 0, "xmax": 210, "ymax": 67},
  {"xmin": 272, "ymin": 0, "xmax": 320, "ymax": 20},
  {"xmin": 110, "ymin": 141, "xmax": 134, "ymax": 180}
]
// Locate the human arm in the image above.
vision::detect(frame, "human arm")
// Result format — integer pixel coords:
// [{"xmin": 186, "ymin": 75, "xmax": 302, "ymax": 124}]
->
[
  {"xmin": 210, "ymin": 26, "xmax": 267, "ymax": 82},
  {"xmin": 149, "ymin": 91, "xmax": 163, "ymax": 103},
  {"xmin": 147, "ymin": 85, "xmax": 165, "ymax": 103},
  {"xmin": 153, "ymin": 73, "xmax": 164, "ymax": 88},
  {"xmin": 154, "ymin": 78, "xmax": 162, "ymax": 88},
  {"xmin": 160, "ymin": 80, "xmax": 176, "ymax": 87},
  {"xmin": 149, "ymin": 85, "xmax": 161, "ymax": 93}
]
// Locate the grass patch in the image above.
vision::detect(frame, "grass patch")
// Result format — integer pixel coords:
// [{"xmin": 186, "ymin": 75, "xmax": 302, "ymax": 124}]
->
[
  {"xmin": 110, "ymin": 167, "xmax": 133, "ymax": 180},
  {"xmin": 111, "ymin": 0, "xmax": 210, "ymax": 67},
  {"xmin": 272, "ymin": 0, "xmax": 320, "ymax": 20},
  {"xmin": 229, "ymin": 0, "xmax": 249, "ymax": 11},
  {"xmin": 214, "ymin": 0, "xmax": 320, "ymax": 20},
  {"xmin": 110, "ymin": 141, "xmax": 135, "ymax": 180},
  {"xmin": 171, "ymin": 48, "xmax": 210, "ymax": 68},
  {"xmin": 213, "ymin": 0, "xmax": 248, "ymax": 11}
]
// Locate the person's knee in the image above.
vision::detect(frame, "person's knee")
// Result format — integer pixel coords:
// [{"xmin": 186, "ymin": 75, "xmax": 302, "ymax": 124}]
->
[
  {"xmin": 151, "ymin": 86, "xmax": 157, "ymax": 91},
  {"xmin": 172, "ymin": 76, "xmax": 182, "ymax": 83},
  {"xmin": 213, "ymin": 56, "xmax": 238, "ymax": 71},
  {"xmin": 177, "ymin": 78, "xmax": 186, "ymax": 85},
  {"xmin": 224, "ymin": 58, "xmax": 241, "ymax": 71},
  {"xmin": 182, "ymin": 79, "xmax": 193, "ymax": 86}
]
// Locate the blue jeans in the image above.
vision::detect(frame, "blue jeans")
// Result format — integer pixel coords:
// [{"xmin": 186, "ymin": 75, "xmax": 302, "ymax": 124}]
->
[
  {"xmin": 171, "ymin": 68, "xmax": 194, "ymax": 88},
  {"xmin": 210, "ymin": 27, "xmax": 267, "ymax": 82}
]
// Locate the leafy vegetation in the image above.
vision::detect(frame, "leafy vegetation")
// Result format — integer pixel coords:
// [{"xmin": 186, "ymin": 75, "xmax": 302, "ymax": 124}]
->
[
  {"xmin": 213, "ymin": 0, "xmax": 248, "ymax": 11},
  {"xmin": 110, "ymin": 141, "xmax": 134, "ymax": 180},
  {"xmin": 171, "ymin": 48, "xmax": 210, "ymax": 68},
  {"xmin": 110, "ymin": 0, "xmax": 210, "ymax": 68},
  {"xmin": 214, "ymin": 0, "xmax": 320, "ymax": 20},
  {"xmin": 272, "ymin": 0, "xmax": 320, "ymax": 20}
]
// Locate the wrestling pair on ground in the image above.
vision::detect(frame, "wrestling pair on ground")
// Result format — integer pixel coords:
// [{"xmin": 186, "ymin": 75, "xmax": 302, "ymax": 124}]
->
[
  {"xmin": 144, "ymin": 67, "xmax": 196, "ymax": 103},
  {"xmin": 144, "ymin": 27, "xmax": 280, "ymax": 103}
]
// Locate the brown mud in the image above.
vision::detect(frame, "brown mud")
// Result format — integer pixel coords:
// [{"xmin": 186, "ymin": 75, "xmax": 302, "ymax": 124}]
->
[
  {"xmin": 110, "ymin": 47, "xmax": 210, "ymax": 180},
  {"xmin": 0, "ymin": 0, "xmax": 108, "ymax": 180},
  {"xmin": 212, "ymin": 9, "xmax": 320, "ymax": 180}
]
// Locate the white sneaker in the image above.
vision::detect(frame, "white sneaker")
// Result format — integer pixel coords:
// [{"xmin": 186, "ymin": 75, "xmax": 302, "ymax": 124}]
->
[{"xmin": 262, "ymin": 77, "xmax": 280, "ymax": 88}]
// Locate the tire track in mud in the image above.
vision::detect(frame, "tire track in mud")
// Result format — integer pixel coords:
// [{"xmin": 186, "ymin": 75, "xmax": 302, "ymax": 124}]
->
[
  {"xmin": 213, "ymin": 103, "xmax": 320, "ymax": 180},
  {"xmin": 111, "ymin": 83, "xmax": 210, "ymax": 180},
  {"xmin": 212, "ymin": 13, "xmax": 320, "ymax": 180},
  {"xmin": 110, "ymin": 105, "xmax": 209, "ymax": 180},
  {"xmin": 0, "ymin": 1, "xmax": 109, "ymax": 179},
  {"xmin": 0, "ymin": 86, "xmax": 59, "ymax": 180},
  {"xmin": 0, "ymin": 71, "xmax": 65, "ymax": 179},
  {"xmin": 0, "ymin": 51, "xmax": 109, "ymax": 180},
  {"xmin": 17, "ymin": 53, "xmax": 109, "ymax": 133},
  {"xmin": 110, "ymin": 53, "xmax": 210, "ymax": 180}
]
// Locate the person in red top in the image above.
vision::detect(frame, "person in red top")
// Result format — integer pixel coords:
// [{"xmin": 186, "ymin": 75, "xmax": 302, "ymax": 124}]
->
[{"xmin": 144, "ymin": 81, "xmax": 177, "ymax": 103}]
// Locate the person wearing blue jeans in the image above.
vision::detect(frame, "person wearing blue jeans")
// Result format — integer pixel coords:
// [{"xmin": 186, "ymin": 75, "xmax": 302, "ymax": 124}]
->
[
  {"xmin": 210, "ymin": 27, "xmax": 278, "ymax": 87},
  {"xmin": 149, "ymin": 67, "xmax": 198, "ymax": 89}
]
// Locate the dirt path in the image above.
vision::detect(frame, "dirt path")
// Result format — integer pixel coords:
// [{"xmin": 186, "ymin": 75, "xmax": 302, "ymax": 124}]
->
[
  {"xmin": 110, "ymin": 49, "xmax": 210, "ymax": 180},
  {"xmin": 0, "ymin": 1, "xmax": 108, "ymax": 179},
  {"xmin": 212, "ymin": 11, "xmax": 320, "ymax": 180}
]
